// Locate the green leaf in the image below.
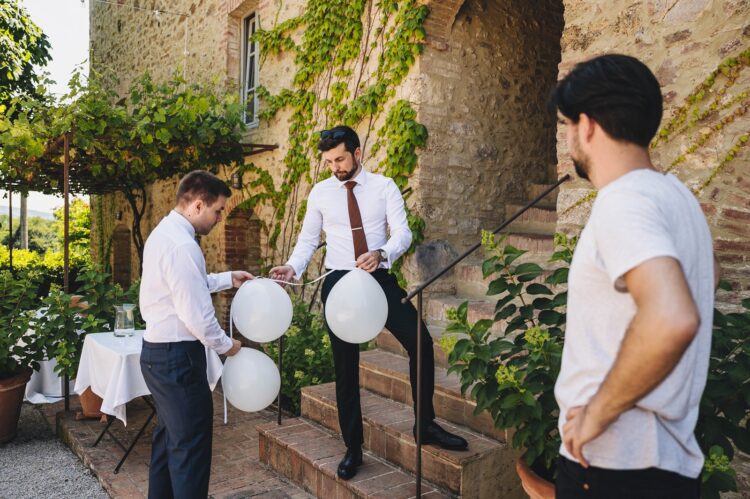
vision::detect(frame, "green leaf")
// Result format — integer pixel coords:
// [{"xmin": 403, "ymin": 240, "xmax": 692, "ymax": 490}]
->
[
  {"xmin": 487, "ymin": 277, "xmax": 509, "ymax": 295},
  {"xmin": 500, "ymin": 393, "xmax": 521, "ymax": 409},
  {"xmin": 538, "ymin": 310, "xmax": 562, "ymax": 326},
  {"xmin": 546, "ymin": 267, "xmax": 568, "ymax": 285},
  {"xmin": 526, "ymin": 283, "xmax": 552, "ymax": 295}
]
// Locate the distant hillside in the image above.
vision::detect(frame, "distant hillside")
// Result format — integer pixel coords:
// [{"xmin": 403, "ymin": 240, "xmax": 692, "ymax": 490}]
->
[{"xmin": 0, "ymin": 207, "xmax": 55, "ymax": 220}]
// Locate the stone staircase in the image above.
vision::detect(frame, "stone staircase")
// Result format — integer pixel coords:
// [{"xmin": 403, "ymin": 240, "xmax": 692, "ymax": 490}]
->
[{"xmin": 258, "ymin": 182, "xmax": 562, "ymax": 498}]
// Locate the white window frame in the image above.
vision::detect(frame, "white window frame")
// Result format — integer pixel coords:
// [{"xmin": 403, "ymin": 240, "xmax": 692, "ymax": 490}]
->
[{"xmin": 241, "ymin": 14, "xmax": 259, "ymax": 127}]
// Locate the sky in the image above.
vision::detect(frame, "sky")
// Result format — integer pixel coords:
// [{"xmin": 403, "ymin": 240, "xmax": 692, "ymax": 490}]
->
[{"xmin": 1, "ymin": 0, "xmax": 90, "ymax": 215}]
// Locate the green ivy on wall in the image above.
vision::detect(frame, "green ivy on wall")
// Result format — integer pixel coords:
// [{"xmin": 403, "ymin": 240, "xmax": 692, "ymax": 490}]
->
[
  {"xmin": 563, "ymin": 47, "xmax": 750, "ymax": 215},
  {"xmin": 237, "ymin": 0, "xmax": 430, "ymax": 284}
]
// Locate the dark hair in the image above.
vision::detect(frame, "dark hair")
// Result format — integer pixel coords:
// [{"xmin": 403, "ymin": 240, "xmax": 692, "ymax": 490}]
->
[
  {"xmin": 317, "ymin": 125, "xmax": 360, "ymax": 154},
  {"xmin": 551, "ymin": 54, "xmax": 663, "ymax": 147},
  {"xmin": 175, "ymin": 170, "xmax": 231, "ymax": 206}
]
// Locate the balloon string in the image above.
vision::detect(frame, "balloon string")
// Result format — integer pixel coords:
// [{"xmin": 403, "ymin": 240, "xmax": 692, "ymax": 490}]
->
[{"xmin": 260, "ymin": 269, "xmax": 336, "ymax": 286}]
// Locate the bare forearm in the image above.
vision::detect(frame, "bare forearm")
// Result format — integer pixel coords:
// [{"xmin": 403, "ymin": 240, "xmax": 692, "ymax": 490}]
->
[{"xmin": 588, "ymin": 308, "xmax": 696, "ymax": 426}]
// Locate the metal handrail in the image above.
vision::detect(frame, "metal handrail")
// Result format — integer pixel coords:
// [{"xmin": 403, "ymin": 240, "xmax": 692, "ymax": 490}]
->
[{"xmin": 401, "ymin": 174, "xmax": 570, "ymax": 496}]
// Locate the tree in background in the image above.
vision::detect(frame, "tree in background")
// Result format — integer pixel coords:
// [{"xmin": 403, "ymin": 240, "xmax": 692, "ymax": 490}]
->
[
  {"xmin": 0, "ymin": 0, "xmax": 51, "ymax": 109},
  {"xmin": 1, "ymin": 213, "xmax": 56, "ymax": 253},
  {"xmin": 53, "ymin": 199, "xmax": 90, "ymax": 258}
]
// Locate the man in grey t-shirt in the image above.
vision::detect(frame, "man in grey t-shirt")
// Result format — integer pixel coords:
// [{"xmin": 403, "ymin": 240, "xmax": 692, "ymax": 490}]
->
[{"xmin": 551, "ymin": 55, "xmax": 717, "ymax": 498}]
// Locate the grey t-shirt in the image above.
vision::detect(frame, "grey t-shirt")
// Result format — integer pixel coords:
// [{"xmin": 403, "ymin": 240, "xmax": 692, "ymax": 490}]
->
[{"xmin": 554, "ymin": 169, "xmax": 714, "ymax": 478}]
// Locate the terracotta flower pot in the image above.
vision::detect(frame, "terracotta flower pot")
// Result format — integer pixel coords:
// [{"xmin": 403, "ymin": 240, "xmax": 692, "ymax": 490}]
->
[
  {"xmin": 516, "ymin": 456, "xmax": 555, "ymax": 499},
  {"xmin": 77, "ymin": 387, "xmax": 103, "ymax": 419},
  {"xmin": 0, "ymin": 370, "xmax": 32, "ymax": 443}
]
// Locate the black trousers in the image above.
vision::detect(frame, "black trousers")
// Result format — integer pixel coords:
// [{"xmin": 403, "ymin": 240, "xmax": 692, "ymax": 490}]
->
[
  {"xmin": 140, "ymin": 340, "xmax": 213, "ymax": 499},
  {"xmin": 321, "ymin": 268, "xmax": 436, "ymax": 450},
  {"xmin": 556, "ymin": 456, "xmax": 700, "ymax": 499}
]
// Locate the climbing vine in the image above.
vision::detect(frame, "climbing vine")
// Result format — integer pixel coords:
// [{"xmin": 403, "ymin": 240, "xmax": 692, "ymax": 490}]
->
[
  {"xmin": 237, "ymin": 0, "xmax": 430, "ymax": 288},
  {"xmin": 563, "ymin": 47, "xmax": 750, "ymax": 215}
]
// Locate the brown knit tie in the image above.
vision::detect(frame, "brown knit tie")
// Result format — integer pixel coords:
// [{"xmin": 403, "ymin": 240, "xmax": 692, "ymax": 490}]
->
[{"xmin": 344, "ymin": 181, "xmax": 369, "ymax": 259}]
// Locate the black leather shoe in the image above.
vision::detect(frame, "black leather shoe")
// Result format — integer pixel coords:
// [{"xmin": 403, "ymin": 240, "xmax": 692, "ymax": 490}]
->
[
  {"xmin": 337, "ymin": 448, "xmax": 363, "ymax": 480},
  {"xmin": 414, "ymin": 422, "xmax": 469, "ymax": 451}
]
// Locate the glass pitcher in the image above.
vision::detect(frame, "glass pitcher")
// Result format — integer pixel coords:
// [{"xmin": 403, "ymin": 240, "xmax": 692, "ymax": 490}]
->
[{"xmin": 114, "ymin": 304, "xmax": 136, "ymax": 337}]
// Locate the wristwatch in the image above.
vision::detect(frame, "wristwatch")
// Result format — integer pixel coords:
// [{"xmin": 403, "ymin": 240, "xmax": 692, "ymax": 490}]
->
[{"xmin": 377, "ymin": 248, "xmax": 388, "ymax": 262}]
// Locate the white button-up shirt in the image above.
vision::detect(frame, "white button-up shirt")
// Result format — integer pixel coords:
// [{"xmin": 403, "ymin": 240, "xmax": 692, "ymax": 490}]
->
[
  {"xmin": 140, "ymin": 210, "xmax": 234, "ymax": 354},
  {"xmin": 286, "ymin": 169, "xmax": 412, "ymax": 278}
]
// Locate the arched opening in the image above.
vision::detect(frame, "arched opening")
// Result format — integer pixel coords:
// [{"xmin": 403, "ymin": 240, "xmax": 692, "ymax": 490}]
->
[
  {"xmin": 418, "ymin": 0, "xmax": 565, "ymax": 249},
  {"xmin": 219, "ymin": 204, "xmax": 262, "ymax": 330},
  {"xmin": 111, "ymin": 223, "xmax": 132, "ymax": 288}
]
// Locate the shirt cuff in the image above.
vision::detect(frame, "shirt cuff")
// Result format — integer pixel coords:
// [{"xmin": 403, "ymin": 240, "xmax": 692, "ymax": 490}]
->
[
  {"xmin": 214, "ymin": 334, "xmax": 234, "ymax": 355},
  {"xmin": 285, "ymin": 261, "xmax": 303, "ymax": 281},
  {"xmin": 217, "ymin": 271, "xmax": 234, "ymax": 291}
]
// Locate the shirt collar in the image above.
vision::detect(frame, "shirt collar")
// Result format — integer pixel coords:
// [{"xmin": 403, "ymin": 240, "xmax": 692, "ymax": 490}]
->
[
  {"xmin": 337, "ymin": 166, "xmax": 368, "ymax": 188},
  {"xmin": 168, "ymin": 210, "xmax": 196, "ymax": 238}
]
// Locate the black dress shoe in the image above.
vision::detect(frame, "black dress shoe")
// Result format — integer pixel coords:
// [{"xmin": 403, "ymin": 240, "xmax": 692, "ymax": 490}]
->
[
  {"xmin": 414, "ymin": 422, "xmax": 469, "ymax": 451},
  {"xmin": 337, "ymin": 448, "xmax": 363, "ymax": 480}
]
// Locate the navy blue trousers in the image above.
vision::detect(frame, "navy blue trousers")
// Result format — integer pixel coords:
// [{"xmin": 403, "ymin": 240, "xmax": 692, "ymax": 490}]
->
[
  {"xmin": 140, "ymin": 340, "xmax": 213, "ymax": 499},
  {"xmin": 321, "ymin": 268, "xmax": 436, "ymax": 450}
]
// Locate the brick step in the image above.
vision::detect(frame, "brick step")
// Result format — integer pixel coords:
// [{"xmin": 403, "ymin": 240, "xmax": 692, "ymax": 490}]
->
[
  {"xmin": 526, "ymin": 182, "xmax": 562, "ymax": 208},
  {"xmin": 301, "ymin": 384, "xmax": 522, "ymax": 498},
  {"xmin": 506, "ymin": 230, "xmax": 555, "ymax": 253},
  {"xmin": 258, "ymin": 418, "xmax": 451, "ymax": 498},
  {"xmin": 505, "ymin": 204, "xmax": 558, "ymax": 230},
  {"xmin": 359, "ymin": 348, "xmax": 506, "ymax": 442},
  {"xmin": 375, "ymin": 324, "xmax": 451, "ymax": 369}
]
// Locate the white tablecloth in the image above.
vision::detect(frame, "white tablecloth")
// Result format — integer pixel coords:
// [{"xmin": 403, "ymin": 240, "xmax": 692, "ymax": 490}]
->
[
  {"xmin": 74, "ymin": 331, "xmax": 223, "ymax": 426},
  {"xmin": 24, "ymin": 357, "xmax": 75, "ymax": 404}
]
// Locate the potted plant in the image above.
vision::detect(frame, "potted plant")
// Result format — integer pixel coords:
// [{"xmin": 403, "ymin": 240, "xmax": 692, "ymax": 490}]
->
[
  {"xmin": 441, "ymin": 232, "xmax": 572, "ymax": 498},
  {"xmin": 0, "ymin": 269, "xmax": 47, "ymax": 443},
  {"xmin": 442, "ymin": 232, "xmax": 750, "ymax": 498}
]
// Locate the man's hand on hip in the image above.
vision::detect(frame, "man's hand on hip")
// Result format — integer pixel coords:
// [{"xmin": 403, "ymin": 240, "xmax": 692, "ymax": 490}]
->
[
  {"xmin": 269, "ymin": 265, "xmax": 295, "ymax": 287},
  {"xmin": 356, "ymin": 251, "xmax": 381, "ymax": 273},
  {"xmin": 231, "ymin": 271, "xmax": 254, "ymax": 288},
  {"xmin": 225, "ymin": 338, "xmax": 242, "ymax": 356},
  {"xmin": 562, "ymin": 404, "xmax": 611, "ymax": 468}
]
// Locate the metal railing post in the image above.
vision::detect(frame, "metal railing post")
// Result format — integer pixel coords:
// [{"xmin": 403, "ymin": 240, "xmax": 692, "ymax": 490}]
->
[
  {"xmin": 64, "ymin": 133, "xmax": 71, "ymax": 412},
  {"xmin": 277, "ymin": 335, "xmax": 283, "ymax": 425},
  {"xmin": 415, "ymin": 290, "xmax": 423, "ymax": 497}
]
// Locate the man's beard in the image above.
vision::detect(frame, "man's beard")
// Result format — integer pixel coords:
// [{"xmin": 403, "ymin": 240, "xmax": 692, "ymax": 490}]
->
[
  {"xmin": 573, "ymin": 159, "xmax": 590, "ymax": 181},
  {"xmin": 335, "ymin": 160, "xmax": 360, "ymax": 181}
]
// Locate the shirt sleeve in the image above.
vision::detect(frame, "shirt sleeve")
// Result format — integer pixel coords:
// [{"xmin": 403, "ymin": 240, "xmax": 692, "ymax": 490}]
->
[
  {"xmin": 163, "ymin": 242, "xmax": 234, "ymax": 354},
  {"xmin": 206, "ymin": 271, "xmax": 233, "ymax": 293},
  {"xmin": 286, "ymin": 188, "xmax": 323, "ymax": 279},
  {"xmin": 592, "ymin": 190, "xmax": 679, "ymax": 288},
  {"xmin": 380, "ymin": 178, "xmax": 412, "ymax": 265}
]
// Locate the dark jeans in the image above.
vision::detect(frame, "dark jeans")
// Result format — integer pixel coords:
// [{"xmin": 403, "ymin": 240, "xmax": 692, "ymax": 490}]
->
[
  {"xmin": 140, "ymin": 340, "xmax": 213, "ymax": 499},
  {"xmin": 556, "ymin": 456, "xmax": 700, "ymax": 499},
  {"xmin": 321, "ymin": 268, "xmax": 436, "ymax": 450}
]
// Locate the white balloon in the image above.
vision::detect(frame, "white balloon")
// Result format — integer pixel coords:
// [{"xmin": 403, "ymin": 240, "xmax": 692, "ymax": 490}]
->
[
  {"xmin": 222, "ymin": 348, "xmax": 280, "ymax": 412},
  {"xmin": 325, "ymin": 268, "xmax": 388, "ymax": 344},
  {"xmin": 232, "ymin": 278, "xmax": 293, "ymax": 343}
]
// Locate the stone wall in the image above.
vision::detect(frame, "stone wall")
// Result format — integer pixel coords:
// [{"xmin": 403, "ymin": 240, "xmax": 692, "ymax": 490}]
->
[
  {"xmin": 556, "ymin": 0, "xmax": 750, "ymax": 306},
  {"xmin": 417, "ymin": 0, "xmax": 564, "ymax": 251},
  {"xmin": 89, "ymin": 0, "xmax": 424, "ymax": 320}
]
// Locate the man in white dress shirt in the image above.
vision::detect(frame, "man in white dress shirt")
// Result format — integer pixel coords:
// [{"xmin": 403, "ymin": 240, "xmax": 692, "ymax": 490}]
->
[
  {"xmin": 139, "ymin": 171, "xmax": 251, "ymax": 499},
  {"xmin": 270, "ymin": 126, "xmax": 467, "ymax": 481}
]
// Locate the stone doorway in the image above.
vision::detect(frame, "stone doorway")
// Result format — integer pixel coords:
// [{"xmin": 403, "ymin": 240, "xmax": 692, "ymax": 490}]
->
[{"xmin": 418, "ymin": 0, "xmax": 564, "ymax": 250}]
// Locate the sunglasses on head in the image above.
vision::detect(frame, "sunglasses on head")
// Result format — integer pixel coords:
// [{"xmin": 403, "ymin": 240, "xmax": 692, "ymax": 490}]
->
[{"xmin": 319, "ymin": 129, "xmax": 347, "ymax": 140}]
